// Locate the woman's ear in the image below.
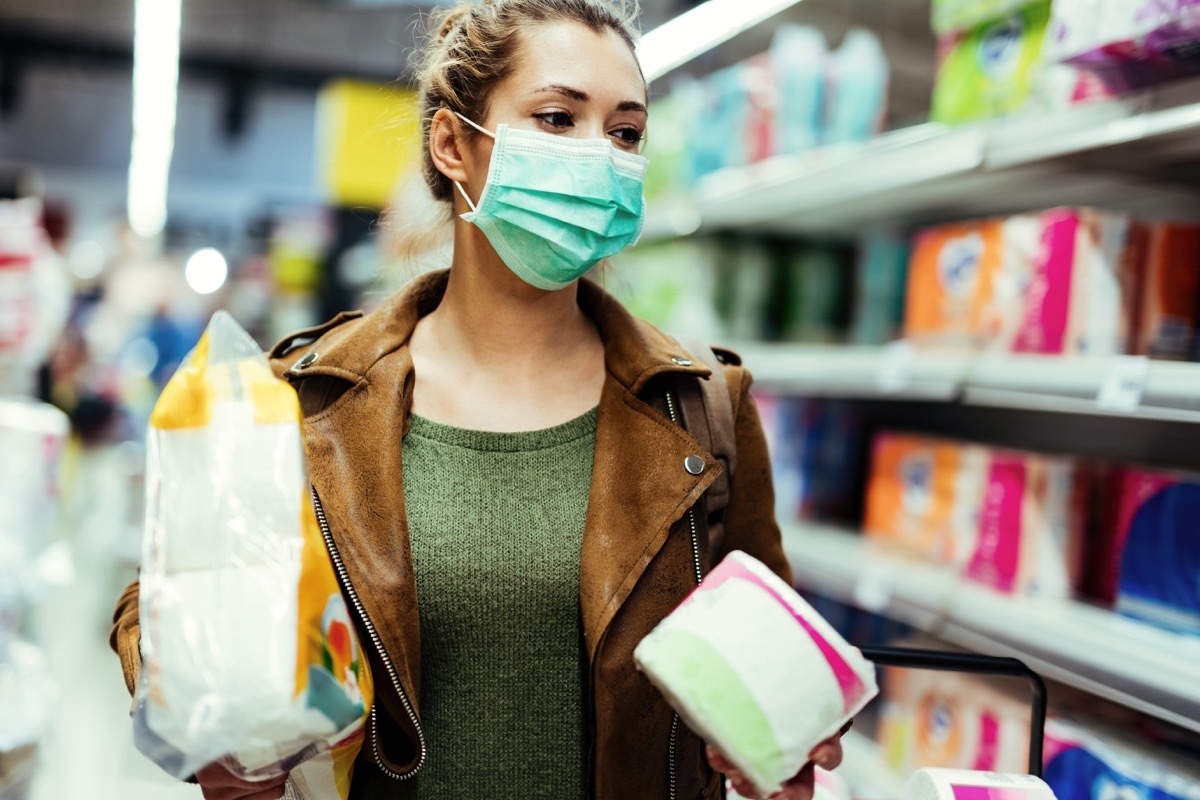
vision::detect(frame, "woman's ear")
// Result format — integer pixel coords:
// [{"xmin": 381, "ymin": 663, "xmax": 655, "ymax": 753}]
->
[{"xmin": 429, "ymin": 108, "xmax": 471, "ymax": 187}]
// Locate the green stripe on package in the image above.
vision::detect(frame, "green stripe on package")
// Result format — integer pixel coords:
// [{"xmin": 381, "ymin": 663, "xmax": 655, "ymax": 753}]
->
[{"xmin": 634, "ymin": 551, "xmax": 879, "ymax": 797}]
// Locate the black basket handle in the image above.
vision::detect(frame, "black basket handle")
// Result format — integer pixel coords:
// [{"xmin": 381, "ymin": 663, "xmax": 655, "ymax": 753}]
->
[{"xmin": 859, "ymin": 645, "xmax": 1048, "ymax": 778}]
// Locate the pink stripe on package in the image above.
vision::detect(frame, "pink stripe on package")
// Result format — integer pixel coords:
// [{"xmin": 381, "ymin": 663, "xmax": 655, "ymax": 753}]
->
[
  {"xmin": 696, "ymin": 560, "xmax": 870, "ymax": 714},
  {"xmin": 952, "ymin": 786, "xmax": 1041, "ymax": 800}
]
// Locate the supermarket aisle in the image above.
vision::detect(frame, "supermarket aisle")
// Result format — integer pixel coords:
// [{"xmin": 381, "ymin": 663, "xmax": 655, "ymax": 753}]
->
[{"xmin": 27, "ymin": 446, "xmax": 200, "ymax": 800}]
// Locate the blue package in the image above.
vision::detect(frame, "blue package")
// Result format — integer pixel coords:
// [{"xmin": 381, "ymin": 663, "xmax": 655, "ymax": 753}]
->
[
  {"xmin": 1045, "ymin": 721, "xmax": 1200, "ymax": 800},
  {"xmin": 1115, "ymin": 478, "xmax": 1200, "ymax": 636}
]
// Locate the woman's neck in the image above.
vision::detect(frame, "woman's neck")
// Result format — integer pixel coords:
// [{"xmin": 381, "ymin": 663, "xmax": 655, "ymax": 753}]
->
[{"xmin": 427, "ymin": 229, "xmax": 599, "ymax": 371}]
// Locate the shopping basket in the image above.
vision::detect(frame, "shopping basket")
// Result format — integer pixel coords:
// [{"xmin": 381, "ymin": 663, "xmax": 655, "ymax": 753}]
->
[{"xmin": 859, "ymin": 645, "xmax": 1048, "ymax": 778}]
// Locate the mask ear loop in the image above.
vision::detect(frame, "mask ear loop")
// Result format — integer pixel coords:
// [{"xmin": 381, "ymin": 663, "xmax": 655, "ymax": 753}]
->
[{"xmin": 451, "ymin": 111, "xmax": 496, "ymax": 214}]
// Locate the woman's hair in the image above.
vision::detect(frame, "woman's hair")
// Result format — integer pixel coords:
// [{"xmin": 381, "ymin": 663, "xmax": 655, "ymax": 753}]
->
[
  {"xmin": 416, "ymin": 0, "xmax": 642, "ymax": 202},
  {"xmin": 384, "ymin": 0, "xmax": 641, "ymax": 268}
]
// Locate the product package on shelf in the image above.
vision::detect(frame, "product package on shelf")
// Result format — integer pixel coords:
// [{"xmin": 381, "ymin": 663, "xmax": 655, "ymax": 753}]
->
[
  {"xmin": 931, "ymin": 0, "xmax": 1111, "ymax": 124},
  {"xmin": 714, "ymin": 238, "xmax": 777, "ymax": 341},
  {"xmin": 1044, "ymin": 718, "xmax": 1200, "ymax": 800},
  {"xmin": 612, "ymin": 238, "xmax": 725, "ymax": 340},
  {"xmin": 755, "ymin": 395, "xmax": 865, "ymax": 527},
  {"xmin": 932, "ymin": 1, "xmax": 1054, "ymax": 124},
  {"xmin": 778, "ymin": 243, "xmax": 854, "ymax": 344},
  {"xmin": 770, "ymin": 26, "xmax": 826, "ymax": 156},
  {"xmin": 1087, "ymin": 466, "xmax": 1200, "ymax": 635},
  {"xmin": 0, "ymin": 397, "xmax": 69, "ymax": 598},
  {"xmin": 1135, "ymin": 223, "xmax": 1200, "ymax": 360},
  {"xmin": 1047, "ymin": 0, "xmax": 1200, "ymax": 91},
  {"xmin": 823, "ymin": 28, "xmax": 890, "ymax": 146},
  {"xmin": 634, "ymin": 551, "xmax": 879, "ymax": 798},
  {"xmin": 850, "ymin": 233, "xmax": 910, "ymax": 346},
  {"xmin": 864, "ymin": 432, "xmax": 1085, "ymax": 597},
  {"xmin": 0, "ymin": 198, "xmax": 70, "ymax": 395},
  {"xmin": 878, "ymin": 661, "xmax": 1033, "ymax": 776},
  {"xmin": 135, "ymin": 311, "xmax": 372, "ymax": 794},
  {"xmin": 932, "ymin": 0, "xmax": 1045, "ymax": 33},
  {"xmin": 905, "ymin": 209, "xmax": 1142, "ymax": 356},
  {"xmin": 905, "ymin": 218, "xmax": 1006, "ymax": 350}
]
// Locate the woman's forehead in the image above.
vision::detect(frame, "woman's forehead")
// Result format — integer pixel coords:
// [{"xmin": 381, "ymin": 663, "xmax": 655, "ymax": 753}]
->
[{"xmin": 506, "ymin": 21, "xmax": 647, "ymax": 106}]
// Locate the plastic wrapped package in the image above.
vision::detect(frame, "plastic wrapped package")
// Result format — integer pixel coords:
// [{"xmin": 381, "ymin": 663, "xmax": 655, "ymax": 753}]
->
[
  {"xmin": 1044, "ymin": 718, "xmax": 1200, "ymax": 799},
  {"xmin": 634, "ymin": 551, "xmax": 879, "ymax": 797},
  {"xmin": 135, "ymin": 312, "xmax": 372, "ymax": 795},
  {"xmin": 0, "ymin": 198, "xmax": 70, "ymax": 395},
  {"xmin": 1047, "ymin": 0, "xmax": 1200, "ymax": 90},
  {"xmin": 0, "ymin": 638, "xmax": 57, "ymax": 800},
  {"xmin": 0, "ymin": 398, "xmax": 69, "ymax": 599}
]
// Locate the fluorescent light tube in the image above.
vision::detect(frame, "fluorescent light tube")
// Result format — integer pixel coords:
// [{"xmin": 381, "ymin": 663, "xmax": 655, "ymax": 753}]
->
[
  {"xmin": 128, "ymin": 0, "xmax": 183, "ymax": 238},
  {"xmin": 636, "ymin": 0, "xmax": 806, "ymax": 82}
]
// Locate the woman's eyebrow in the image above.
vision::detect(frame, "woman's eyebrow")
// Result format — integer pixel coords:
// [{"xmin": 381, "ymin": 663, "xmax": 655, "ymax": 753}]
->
[{"xmin": 533, "ymin": 84, "xmax": 648, "ymax": 114}]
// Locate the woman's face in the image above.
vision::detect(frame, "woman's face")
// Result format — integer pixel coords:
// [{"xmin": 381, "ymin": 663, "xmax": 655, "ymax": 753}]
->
[{"xmin": 463, "ymin": 20, "xmax": 648, "ymax": 185}]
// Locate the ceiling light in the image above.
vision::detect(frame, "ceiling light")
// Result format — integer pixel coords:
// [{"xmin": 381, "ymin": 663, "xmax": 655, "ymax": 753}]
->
[
  {"xmin": 128, "ymin": 0, "xmax": 183, "ymax": 238},
  {"xmin": 185, "ymin": 248, "xmax": 228, "ymax": 295},
  {"xmin": 636, "ymin": 0, "xmax": 807, "ymax": 82}
]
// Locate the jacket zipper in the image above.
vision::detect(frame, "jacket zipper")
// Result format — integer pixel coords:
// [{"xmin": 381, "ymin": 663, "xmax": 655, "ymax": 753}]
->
[
  {"xmin": 311, "ymin": 487, "xmax": 427, "ymax": 780},
  {"xmin": 664, "ymin": 389, "xmax": 704, "ymax": 800}
]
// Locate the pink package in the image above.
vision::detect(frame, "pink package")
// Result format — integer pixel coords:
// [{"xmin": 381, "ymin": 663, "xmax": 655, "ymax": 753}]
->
[
  {"xmin": 987, "ymin": 208, "xmax": 1141, "ymax": 357},
  {"xmin": 962, "ymin": 451, "xmax": 1085, "ymax": 597}
]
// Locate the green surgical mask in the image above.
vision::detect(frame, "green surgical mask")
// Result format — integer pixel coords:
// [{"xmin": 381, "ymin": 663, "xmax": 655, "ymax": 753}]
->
[{"xmin": 454, "ymin": 113, "xmax": 648, "ymax": 291}]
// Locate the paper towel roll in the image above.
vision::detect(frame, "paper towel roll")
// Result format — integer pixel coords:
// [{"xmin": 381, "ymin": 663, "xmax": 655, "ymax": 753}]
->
[
  {"xmin": 634, "ymin": 551, "xmax": 878, "ymax": 796},
  {"xmin": 904, "ymin": 768, "xmax": 1058, "ymax": 800}
]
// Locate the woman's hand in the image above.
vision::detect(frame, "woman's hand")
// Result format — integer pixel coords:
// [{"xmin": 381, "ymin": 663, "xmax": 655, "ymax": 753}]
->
[
  {"xmin": 195, "ymin": 762, "xmax": 289, "ymax": 800},
  {"xmin": 705, "ymin": 734, "xmax": 845, "ymax": 800}
]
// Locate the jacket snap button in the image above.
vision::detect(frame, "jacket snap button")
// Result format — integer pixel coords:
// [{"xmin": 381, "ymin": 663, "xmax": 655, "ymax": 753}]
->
[
  {"xmin": 293, "ymin": 352, "xmax": 318, "ymax": 370},
  {"xmin": 672, "ymin": 356, "xmax": 693, "ymax": 367},
  {"xmin": 684, "ymin": 455, "xmax": 705, "ymax": 475}
]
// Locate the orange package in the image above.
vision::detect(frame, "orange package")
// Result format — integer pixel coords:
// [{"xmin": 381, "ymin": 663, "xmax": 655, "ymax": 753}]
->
[
  {"xmin": 863, "ymin": 433, "xmax": 986, "ymax": 566},
  {"xmin": 904, "ymin": 219, "xmax": 1005, "ymax": 349},
  {"xmin": 1135, "ymin": 223, "xmax": 1200, "ymax": 360}
]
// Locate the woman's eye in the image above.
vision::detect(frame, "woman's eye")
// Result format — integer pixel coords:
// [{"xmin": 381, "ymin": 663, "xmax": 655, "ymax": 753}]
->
[
  {"xmin": 534, "ymin": 111, "xmax": 573, "ymax": 129},
  {"xmin": 612, "ymin": 128, "xmax": 644, "ymax": 147}
]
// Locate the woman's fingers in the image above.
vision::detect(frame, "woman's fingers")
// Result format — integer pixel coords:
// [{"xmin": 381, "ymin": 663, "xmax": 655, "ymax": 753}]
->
[
  {"xmin": 706, "ymin": 746, "xmax": 765, "ymax": 799},
  {"xmin": 809, "ymin": 736, "xmax": 845, "ymax": 771},
  {"xmin": 195, "ymin": 762, "xmax": 288, "ymax": 800}
]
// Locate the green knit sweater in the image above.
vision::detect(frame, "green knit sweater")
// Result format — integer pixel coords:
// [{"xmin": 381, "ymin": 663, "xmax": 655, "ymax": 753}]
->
[{"xmin": 358, "ymin": 408, "xmax": 597, "ymax": 800}]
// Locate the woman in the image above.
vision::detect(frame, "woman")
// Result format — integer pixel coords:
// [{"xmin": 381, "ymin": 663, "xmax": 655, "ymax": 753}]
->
[{"xmin": 111, "ymin": 0, "xmax": 846, "ymax": 796}]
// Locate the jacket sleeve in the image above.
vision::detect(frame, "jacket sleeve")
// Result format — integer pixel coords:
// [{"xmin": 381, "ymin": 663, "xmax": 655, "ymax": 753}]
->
[
  {"xmin": 717, "ymin": 365, "xmax": 791, "ymax": 584},
  {"xmin": 110, "ymin": 578, "xmax": 142, "ymax": 697}
]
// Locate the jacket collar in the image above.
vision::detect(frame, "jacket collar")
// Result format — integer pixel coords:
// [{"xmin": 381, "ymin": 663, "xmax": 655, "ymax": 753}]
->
[{"xmin": 283, "ymin": 269, "xmax": 713, "ymax": 396}]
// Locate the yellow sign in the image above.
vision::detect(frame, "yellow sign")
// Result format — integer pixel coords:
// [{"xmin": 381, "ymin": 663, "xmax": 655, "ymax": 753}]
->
[{"xmin": 317, "ymin": 80, "xmax": 421, "ymax": 209}]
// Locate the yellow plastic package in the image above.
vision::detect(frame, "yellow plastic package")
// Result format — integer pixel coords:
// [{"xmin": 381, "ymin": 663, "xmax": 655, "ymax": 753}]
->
[{"xmin": 134, "ymin": 312, "xmax": 372, "ymax": 798}]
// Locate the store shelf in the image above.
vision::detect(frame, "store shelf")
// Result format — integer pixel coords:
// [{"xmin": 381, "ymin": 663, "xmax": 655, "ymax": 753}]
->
[
  {"xmin": 782, "ymin": 523, "xmax": 1200, "ymax": 734},
  {"xmin": 965, "ymin": 353, "xmax": 1200, "ymax": 422},
  {"xmin": 674, "ymin": 77, "xmax": 1200, "ymax": 236},
  {"xmin": 733, "ymin": 342, "xmax": 968, "ymax": 401},
  {"xmin": 736, "ymin": 342, "xmax": 1200, "ymax": 423}
]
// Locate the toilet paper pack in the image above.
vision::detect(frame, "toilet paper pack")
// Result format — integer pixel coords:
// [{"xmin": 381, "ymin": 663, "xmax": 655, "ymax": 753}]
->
[
  {"xmin": 904, "ymin": 768, "xmax": 1057, "ymax": 800},
  {"xmin": 634, "ymin": 551, "xmax": 878, "ymax": 797},
  {"xmin": 865, "ymin": 433, "xmax": 1085, "ymax": 597},
  {"xmin": 1044, "ymin": 718, "xmax": 1200, "ymax": 800},
  {"xmin": 136, "ymin": 312, "xmax": 372, "ymax": 795},
  {"xmin": 1090, "ymin": 467, "xmax": 1200, "ymax": 634},
  {"xmin": 905, "ymin": 219, "xmax": 1006, "ymax": 351},
  {"xmin": 1135, "ymin": 223, "xmax": 1200, "ymax": 360}
]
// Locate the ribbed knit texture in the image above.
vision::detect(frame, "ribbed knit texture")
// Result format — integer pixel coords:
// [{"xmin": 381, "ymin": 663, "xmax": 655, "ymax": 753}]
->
[{"xmin": 363, "ymin": 408, "xmax": 597, "ymax": 800}]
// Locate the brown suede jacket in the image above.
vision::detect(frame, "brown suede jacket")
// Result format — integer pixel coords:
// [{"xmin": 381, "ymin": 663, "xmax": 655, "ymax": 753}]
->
[{"xmin": 111, "ymin": 269, "xmax": 790, "ymax": 800}]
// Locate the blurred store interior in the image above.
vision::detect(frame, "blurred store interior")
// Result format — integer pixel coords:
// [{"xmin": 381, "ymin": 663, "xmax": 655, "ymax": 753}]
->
[{"xmin": 5, "ymin": 0, "xmax": 1200, "ymax": 797}]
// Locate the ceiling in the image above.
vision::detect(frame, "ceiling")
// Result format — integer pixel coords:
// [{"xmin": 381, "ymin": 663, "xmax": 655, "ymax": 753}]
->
[{"xmin": 0, "ymin": 0, "xmax": 936, "ymax": 123}]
